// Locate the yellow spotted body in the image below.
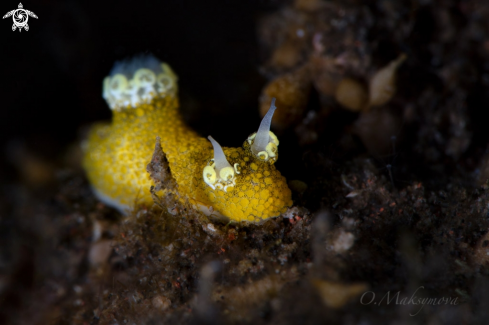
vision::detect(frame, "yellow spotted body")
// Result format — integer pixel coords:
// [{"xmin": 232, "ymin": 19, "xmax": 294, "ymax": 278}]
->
[
  {"xmin": 83, "ymin": 57, "xmax": 292, "ymax": 222},
  {"xmin": 202, "ymin": 146, "xmax": 292, "ymax": 222}
]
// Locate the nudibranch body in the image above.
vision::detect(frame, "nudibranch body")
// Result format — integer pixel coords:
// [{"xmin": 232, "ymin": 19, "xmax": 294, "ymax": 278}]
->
[{"xmin": 83, "ymin": 55, "xmax": 292, "ymax": 222}]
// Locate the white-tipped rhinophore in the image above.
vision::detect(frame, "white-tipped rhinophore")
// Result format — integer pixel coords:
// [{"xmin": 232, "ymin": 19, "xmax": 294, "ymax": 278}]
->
[
  {"xmin": 102, "ymin": 54, "xmax": 178, "ymax": 111},
  {"xmin": 247, "ymin": 98, "xmax": 280, "ymax": 163},
  {"xmin": 252, "ymin": 98, "xmax": 276, "ymax": 154},
  {"xmin": 208, "ymin": 136, "xmax": 232, "ymax": 173},
  {"xmin": 203, "ymin": 136, "xmax": 238, "ymax": 191}
]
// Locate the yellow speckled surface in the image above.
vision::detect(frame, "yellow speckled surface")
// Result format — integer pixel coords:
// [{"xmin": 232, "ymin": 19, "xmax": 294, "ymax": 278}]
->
[{"xmin": 83, "ymin": 63, "xmax": 292, "ymax": 222}]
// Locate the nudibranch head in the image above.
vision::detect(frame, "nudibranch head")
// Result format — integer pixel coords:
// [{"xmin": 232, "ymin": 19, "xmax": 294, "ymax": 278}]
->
[
  {"xmin": 102, "ymin": 54, "xmax": 178, "ymax": 111},
  {"xmin": 201, "ymin": 100, "xmax": 292, "ymax": 222}
]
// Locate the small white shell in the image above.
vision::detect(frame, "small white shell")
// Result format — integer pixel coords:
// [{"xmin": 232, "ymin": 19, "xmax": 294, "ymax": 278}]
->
[{"xmin": 368, "ymin": 54, "xmax": 406, "ymax": 108}]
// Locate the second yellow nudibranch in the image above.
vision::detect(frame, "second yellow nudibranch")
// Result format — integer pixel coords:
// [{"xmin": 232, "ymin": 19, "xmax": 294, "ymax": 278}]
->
[{"xmin": 82, "ymin": 54, "xmax": 292, "ymax": 223}]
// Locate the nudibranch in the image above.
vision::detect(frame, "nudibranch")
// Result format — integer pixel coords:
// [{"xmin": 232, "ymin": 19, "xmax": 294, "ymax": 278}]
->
[{"xmin": 82, "ymin": 54, "xmax": 292, "ymax": 222}]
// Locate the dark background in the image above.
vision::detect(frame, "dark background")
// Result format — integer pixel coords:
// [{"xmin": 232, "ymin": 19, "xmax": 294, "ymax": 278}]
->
[{"xmin": 0, "ymin": 0, "xmax": 281, "ymax": 184}]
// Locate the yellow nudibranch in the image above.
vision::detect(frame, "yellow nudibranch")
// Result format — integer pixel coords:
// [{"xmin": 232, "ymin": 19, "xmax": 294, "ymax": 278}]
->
[{"xmin": 82, "ymin": 54, "xmax": 292, "ymax": 222}]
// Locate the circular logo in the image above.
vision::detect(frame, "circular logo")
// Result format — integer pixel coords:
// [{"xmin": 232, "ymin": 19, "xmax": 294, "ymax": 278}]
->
[{"xmin": 13, "ymin": 9, "xmax": 28, "ymax": 28}]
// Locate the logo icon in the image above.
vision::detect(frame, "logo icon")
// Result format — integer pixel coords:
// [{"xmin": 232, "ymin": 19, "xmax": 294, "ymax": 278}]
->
[{"xmin": 3, "ymin": 3, "xmax": 37, "ymax": 32}]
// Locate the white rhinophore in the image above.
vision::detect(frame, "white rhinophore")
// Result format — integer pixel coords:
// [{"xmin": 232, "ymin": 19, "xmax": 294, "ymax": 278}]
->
[
  {"xmin": 247, "ymin": 98, "xmax": 280, "ymax": 163},
  {"xmin": 203, "ymin": 136, "xmax": 237, "ymax": 191},
  {"xmin": 252, "ymin": 98, "xmax": 276, "ymax": 155}
]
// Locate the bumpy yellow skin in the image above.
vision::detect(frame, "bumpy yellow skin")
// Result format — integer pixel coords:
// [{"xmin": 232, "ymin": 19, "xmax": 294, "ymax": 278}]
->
[{"xmin": 83, "ymin": 74, "xmax": 292, "ymax": 222}]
